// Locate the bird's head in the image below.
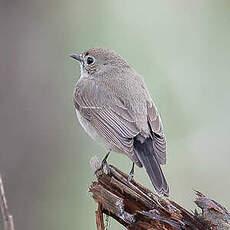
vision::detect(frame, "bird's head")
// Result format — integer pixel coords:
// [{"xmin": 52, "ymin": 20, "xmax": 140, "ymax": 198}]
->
[{"xmin": 70, "ymin": 48, "xmax": 129, "ymax": 76}]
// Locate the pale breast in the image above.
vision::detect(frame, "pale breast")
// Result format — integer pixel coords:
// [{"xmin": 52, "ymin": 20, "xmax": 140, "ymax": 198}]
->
[{"xmin": 75, "ymin": 109, "xmax": 121, "ymax": 152}]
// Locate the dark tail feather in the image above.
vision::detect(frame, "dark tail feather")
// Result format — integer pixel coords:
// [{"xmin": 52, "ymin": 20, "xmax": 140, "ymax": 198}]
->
[{"xmin": 134, "ymin": 135, "xmax": 169, "ymax": 196}]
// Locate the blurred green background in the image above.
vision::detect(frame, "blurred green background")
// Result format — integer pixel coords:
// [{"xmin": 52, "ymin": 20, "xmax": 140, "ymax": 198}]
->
[{"xmin": 1, "ymin": 0, "xmax": 230, "ymax": 229}]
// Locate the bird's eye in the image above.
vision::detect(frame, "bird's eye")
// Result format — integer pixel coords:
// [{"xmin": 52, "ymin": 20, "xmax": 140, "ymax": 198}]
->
[{"xmin": 86, "ymin": 57, "xmax": 94, "ymax": 65}]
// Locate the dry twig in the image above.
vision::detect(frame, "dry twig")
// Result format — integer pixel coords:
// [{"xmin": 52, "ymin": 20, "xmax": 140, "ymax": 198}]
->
[{"xmin": 0, "ymin": 175, "xmax": 15, "ymax": 230}]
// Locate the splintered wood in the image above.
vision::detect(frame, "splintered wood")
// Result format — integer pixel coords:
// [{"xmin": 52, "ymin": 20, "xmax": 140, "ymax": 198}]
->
[{"xmin": 89, "ymin": 158, "xmax": 230, "ymax": 230}]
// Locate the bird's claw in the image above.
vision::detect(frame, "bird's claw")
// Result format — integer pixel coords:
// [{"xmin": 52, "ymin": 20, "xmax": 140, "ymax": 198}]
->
[
  {"xmin": 102, "ymin": 160, "xmax": 111, "ymax": 175},
  {"xmin": 99, "ymin": 151, "xmax": 111, "ymax": 175},
  {"xmin": 127, "ymin": 172, "xmax": 134, "ymax": 183},
  {"xmin": 127, "ymin": 163, "xmax": 135, "ymax": 183}
]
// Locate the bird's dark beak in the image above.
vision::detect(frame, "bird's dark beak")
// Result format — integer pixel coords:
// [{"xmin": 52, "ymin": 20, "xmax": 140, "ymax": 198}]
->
[{"xmin": 70, "ymin": 53, "xmax": 83, "ymax": 62}]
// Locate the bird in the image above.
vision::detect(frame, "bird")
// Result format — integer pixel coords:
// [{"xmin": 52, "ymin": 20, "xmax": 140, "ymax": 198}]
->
[{"xmin": 70, "ymin": 48, "xmax": 169, "ymax": 196}]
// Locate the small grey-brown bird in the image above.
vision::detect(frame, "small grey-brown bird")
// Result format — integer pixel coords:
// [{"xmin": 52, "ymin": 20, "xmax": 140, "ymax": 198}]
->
[{"xmin": 70, "ymin": 48, "xmax": 169, "ymax": 196}]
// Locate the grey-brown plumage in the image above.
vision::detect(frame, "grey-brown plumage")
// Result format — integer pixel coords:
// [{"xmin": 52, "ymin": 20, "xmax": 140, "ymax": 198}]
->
[{"xmin": 71, "ymin": 48, "xmax": 169, "ymax": 196}]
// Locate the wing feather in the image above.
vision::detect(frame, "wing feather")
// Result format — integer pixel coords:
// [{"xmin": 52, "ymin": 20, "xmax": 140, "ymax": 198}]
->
[
  {"xmin": 74, "ymin": 77, "xmax": 167, "ymax": 166},
  {"xmin": 147, "ymin": 102, "xmax": 167, "ymax": 165},
  {"xmin": 74, "ymin": 84, "xmax": 140, "ymax": 158}
]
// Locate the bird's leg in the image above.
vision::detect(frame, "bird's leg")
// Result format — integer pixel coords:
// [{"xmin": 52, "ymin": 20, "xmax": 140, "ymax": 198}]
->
[
  {"xmin": 127, "ymin": 163, "xmax": 135, "ymax": 182},
  {"xmin": 100, "ymin": 150, "xmax": 111, "ymax": 175}
]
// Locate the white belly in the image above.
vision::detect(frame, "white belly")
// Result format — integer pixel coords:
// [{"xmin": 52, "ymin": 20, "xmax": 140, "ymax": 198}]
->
[
  {"xmin": 75, "ymin": 110, "xmax": 141, "ymax": 166},
  {"xmin": 76, "ymin": 109, "xmax": 115, "ymax": 151}
]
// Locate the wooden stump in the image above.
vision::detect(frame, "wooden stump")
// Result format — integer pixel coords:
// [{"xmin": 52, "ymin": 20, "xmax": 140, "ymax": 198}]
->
[{"xmin": 89, "ymin": 157, "xmax": 230, "ymax": 230}]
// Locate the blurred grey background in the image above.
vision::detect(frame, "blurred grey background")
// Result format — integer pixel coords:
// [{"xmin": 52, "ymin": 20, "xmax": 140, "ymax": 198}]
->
[{"xmin": 0, "ymin": 0, "xmax": 230, "ymax": 229}]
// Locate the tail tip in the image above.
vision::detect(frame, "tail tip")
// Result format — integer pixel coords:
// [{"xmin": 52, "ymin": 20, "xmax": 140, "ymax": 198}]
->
[{"xmin": 156, "ymin": 186, "xmax": 169, "ymax": 197}]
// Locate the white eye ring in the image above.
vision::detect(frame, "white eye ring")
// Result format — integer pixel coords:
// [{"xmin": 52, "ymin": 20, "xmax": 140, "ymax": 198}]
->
[{"xmin": 86, "ymin": 56, "xmax": 95, "ymax": 65}]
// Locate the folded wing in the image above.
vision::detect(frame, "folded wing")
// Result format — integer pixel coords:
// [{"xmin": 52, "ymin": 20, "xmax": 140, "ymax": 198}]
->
[
  {"xmin": 74, "ymin": 83, "xmax": 142, "ymax": 166},
  {"xmin": 147, "ymin": 102, "xmax": 167, "ymax": 165}
]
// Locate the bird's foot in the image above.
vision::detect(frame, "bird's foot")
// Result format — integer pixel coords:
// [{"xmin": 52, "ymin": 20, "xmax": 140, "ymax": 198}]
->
[
  {"xmin": 100, "ymin": 151, "xmax": 111, "ymax": 175},
  {"xmin": 127, "ymin": 172, "xmax": 134, "ymax": 183},
  {"xmin": 103, "ymin": 160, "xmax": 111, "ymax": 175},
  {"xmin": 127, "ymin": 163, "xmax": 135, "ymax": 183}
]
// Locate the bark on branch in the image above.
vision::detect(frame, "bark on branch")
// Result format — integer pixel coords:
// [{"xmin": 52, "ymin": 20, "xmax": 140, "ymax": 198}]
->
[
  {"xmin": 89, "ymin": 157, "xmax": 230, "ymax": 230},
  {"xmin": 0, "ymin": 175, "xmax": 15, "ymax": 230}
]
